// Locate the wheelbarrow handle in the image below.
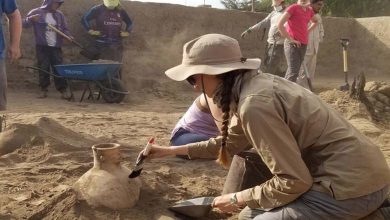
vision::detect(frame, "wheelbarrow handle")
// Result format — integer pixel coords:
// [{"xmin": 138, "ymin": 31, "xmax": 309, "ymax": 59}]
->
[{"xmin": 25, "ymin": 66, "xmax": 64, "ymax": 78}]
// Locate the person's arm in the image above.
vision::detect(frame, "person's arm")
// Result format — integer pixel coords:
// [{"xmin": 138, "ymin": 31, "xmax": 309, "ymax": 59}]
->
[
  {"xmin": 147, "ymin": 114, "xmax": 250, "ymax": 160},
  {"xmin": 307, "ymin": 13, "xmax": 318, "ymax": 32},
  {"xmin": 187, "ymin": 115, "xmax": 250, "ymax": 159},
  {"xmin": 236, "ymin": 96, "xmax": 312, "ymax": 209},
  {"xmin": 250, "ymin": 13, "xmax": 272, "ymax": 32},
  {"xmin": 22, "ymin": 10, "xmax": 39, "ymax": 28},
  {"xmin": 147, "ymin": 144, "xmax": 189, "ymax": 159},
  {"xmin": 81, "ymin": 5, "xmax": 99, "ymax": 31},
  {"xmin": 241, "ymin": 13, "xmax": 272, "ymax": 38},
  {"xmin": 120, "ymin": 9, "xmax": 133, "ymax": 32},
  {"xmin": 60, "ymin": 12, "xmax": 72, "ymax": 37},
  {"xmin": 277, "ymin": 12, "xmax": 291, "ymax": 40},
  {"xmin": 7, "ymin": 9, "xmax": 22, "ymax": 62}
]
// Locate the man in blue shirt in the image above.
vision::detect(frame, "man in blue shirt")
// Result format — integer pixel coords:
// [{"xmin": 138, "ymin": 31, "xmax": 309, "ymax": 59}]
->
[{"xmin": 0, "ymin": 0, "xmax": 22, "ymax": 112}]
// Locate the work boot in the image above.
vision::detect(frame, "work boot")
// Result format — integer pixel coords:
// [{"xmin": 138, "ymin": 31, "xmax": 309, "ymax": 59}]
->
[
  {"xmin": 37, "ymin": 90, "xmax": 48, "ymax": 99},
  {"xmin": 60, "ymin": 91, "xmax": 71, "ymax": 100}
]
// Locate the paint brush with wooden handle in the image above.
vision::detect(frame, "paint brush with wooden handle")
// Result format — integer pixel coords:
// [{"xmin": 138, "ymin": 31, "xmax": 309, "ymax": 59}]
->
[{"xmin": 129, "ymin": 137, "xmax": 155, "ymax": 178}]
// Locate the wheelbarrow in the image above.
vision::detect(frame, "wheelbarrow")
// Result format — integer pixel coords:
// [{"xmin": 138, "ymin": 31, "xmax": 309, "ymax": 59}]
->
[{"xmin": 27, "ymin": 62, "xmax": 129, "ymax": 103}]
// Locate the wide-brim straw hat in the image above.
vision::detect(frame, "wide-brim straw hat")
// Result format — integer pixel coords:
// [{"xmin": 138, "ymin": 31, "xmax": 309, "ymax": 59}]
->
[{"xmin": 165, "ymin": 34, "xmax": 261, "ymax": 81}]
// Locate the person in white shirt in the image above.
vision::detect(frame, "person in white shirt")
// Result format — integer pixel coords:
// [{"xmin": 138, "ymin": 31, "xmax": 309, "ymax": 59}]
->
[
  {"xmin": 23, "ymin": 0, "xmax": 72, "ymax": 99},
  {"xmin": 297, "ymin": 0, "xmax": 324, "ymax": 90},
  {"xmin": 241, "ymin": 0, "xmax": 287, "ymax": 77}
]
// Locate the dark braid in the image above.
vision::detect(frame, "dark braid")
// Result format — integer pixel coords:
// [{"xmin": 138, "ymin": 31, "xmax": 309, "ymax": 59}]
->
[{"xmin": 213, "ymin": 69, "xmax": 247, "ymax": 167}]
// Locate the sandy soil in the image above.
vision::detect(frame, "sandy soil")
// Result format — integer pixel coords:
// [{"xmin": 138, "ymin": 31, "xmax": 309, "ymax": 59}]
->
[
  {"xmin": 0, "ymin": 78, "xmax": 389, "ymax": 220},
  {"xmin": 1, "ymin": 1, "xmax": 388, "ymax": 219}
]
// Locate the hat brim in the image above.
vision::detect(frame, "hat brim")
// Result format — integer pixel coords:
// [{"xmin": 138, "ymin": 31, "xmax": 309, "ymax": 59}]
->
[{"xmin": 165, "ymin": 58, "xmax": 261, "ymax": 81}]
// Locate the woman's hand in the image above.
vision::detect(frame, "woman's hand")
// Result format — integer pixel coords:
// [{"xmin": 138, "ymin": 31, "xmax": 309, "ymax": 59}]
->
[
  {"xmin": 212, "ymin": 193, "xmax": 246, "ymax": 213},
  {"xmin": 145, "ymin": 144, "xmax": 176, "ymax": 159}
]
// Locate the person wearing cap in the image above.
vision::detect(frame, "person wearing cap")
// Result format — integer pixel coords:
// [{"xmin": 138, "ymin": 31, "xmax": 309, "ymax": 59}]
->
[
  {"xmin": 241, "ymin": 0, "xmax": 287, "ymax": 77},
  {"xmin": 81, "ymin": 0, "xmax": 133, "ymax": 62},
  {"xmin": 297, "ymin": 0, "xmax": 324, "ymax": 90},
  {"xmin": 278, "ymin": 0, "xmax": 319, "ymax": 83},
  {"xmin": 139, "ymin": 33, "xmax": 390, "ymax": 219},
  {"xmin": 23, "ymin": 0, "xmax": 71, "ymax": 99}
]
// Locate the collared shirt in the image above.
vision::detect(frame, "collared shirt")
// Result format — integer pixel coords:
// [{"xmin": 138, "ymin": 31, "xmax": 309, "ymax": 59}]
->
[
  {"xmin": 187, "ymin": 70, "xmax": 390, "ymax": 210},
  {"xmin": 249, "ymin": 8, "xmax": 285, "ymax": 45}
]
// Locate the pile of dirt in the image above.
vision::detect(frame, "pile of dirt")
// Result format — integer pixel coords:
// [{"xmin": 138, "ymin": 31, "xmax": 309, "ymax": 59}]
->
[
  {"xmin": 0, "ymin": 116, "xmax": 228, "ymax": 219},
  {"xmin": 319, "ymin": 81, "xmax": 390, "ymax": 127},
  {"xmin": 319, "ymin": 81, "xmax": 390, "ymax": 164}
]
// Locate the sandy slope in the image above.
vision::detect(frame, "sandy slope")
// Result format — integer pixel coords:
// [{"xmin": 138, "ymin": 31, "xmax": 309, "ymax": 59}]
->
[{"xmin": 0, "ymin": 80, "xmax": 389, "ymax": 219}]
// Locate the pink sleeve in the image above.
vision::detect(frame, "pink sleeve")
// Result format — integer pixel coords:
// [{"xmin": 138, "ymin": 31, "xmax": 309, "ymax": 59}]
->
[
  {"xmin": 286, "ymin": 4, "xmax": 297, "ymax": 15},
  {"xmin": 310, "ymin": 8, "xmax": 315, "ymax": 18}
]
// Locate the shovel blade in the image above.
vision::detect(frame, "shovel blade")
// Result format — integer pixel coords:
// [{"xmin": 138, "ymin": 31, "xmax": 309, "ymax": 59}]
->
[
  {"xmin": 169, "ymin": 197, "xmax": 214, "ymax": 218},
  {"xmin": 340, "ymin": 83, "xmax": 350, "ymax": 91}
]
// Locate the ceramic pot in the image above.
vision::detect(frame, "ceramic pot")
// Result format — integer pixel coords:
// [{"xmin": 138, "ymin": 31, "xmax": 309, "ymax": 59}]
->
[{"xmin": 74, "ymin": 143, "xmax": 141, "ymax": 209}]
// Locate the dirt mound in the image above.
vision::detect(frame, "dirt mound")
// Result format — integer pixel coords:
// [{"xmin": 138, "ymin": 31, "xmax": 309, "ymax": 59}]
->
[
  {"xmin": 319, "ymin": 81, "xmax": 390, "ymax": 164},
  {"xmin": 319, "ymin": 81, "xmax": 390, "ymax": 127},
  {"xmin": 0, "ymin": 117, "xmax": 98, "ymax": 157},
  {"xmin": 0, "ymin": 116, "xmax": 228, "ymax": 219}
]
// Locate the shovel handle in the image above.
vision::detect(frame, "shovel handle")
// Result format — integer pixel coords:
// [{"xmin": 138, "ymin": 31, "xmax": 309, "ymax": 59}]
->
[
  {"xmin": 47, "ymin": 24, "xmax": 84, "ymax": 49},
  {"xmin": 343, "ymin": 49, "xmax": 348, "ymax": 73}
]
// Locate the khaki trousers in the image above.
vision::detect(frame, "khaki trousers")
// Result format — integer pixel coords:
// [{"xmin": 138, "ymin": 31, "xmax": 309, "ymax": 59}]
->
[{"xmin": 238, "ymin": 186, "xmax": 389, "ymax": 220}]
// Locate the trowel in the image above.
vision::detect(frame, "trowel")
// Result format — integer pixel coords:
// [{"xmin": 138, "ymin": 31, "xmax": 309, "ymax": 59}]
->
[{"xmin": 168, "ymin": 197, "xmax": 215, "ymax": 218}]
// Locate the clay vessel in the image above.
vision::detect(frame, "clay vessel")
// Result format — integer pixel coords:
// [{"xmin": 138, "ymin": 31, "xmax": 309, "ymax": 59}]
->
[{"xmin": 74, "ymin": 143, "xmax": 141, "ymax": 209}]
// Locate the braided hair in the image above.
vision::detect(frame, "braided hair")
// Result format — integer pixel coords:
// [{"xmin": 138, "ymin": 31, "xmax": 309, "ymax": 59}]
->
[{"xmin": 213, "ymin": 69, "xmax": 248, "ymax": 167}]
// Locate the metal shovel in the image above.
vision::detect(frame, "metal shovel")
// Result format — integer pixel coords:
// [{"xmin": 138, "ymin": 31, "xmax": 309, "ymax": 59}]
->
[
  {"xmin": 340, "ymin": 38, "xmax": 350, "ymax": 91},
  {"xmin": 47, "ymin": 24, "xmax": 100, "ymax": 60},
  {"xmin": 168, "ymin": 197, "xmax": 214, "ymax": 218},
  {"xmin": 303, "ymin": 63, "xmax": 314, "ymax": 92}
]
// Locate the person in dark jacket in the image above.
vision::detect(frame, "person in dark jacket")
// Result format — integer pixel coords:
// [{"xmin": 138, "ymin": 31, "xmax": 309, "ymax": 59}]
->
[
  {"xmin": 23, "ymin": 0, "xmax": 71, "ymax": 99},
  {"xmin": 81, "ymin": 0, "xmax": 133, "ymax": 62}
]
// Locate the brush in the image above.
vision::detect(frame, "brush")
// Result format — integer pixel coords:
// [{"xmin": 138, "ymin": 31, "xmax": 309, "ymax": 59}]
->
[{"xmin": 129, "ymin": 137, "xmax": 155, "ymax": 178}]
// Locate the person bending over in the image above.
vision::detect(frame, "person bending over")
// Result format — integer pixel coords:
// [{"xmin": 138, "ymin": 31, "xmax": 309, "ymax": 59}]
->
[{"xmin": 138, "ymin": 33, "xmax": 390, "ymax": 220}]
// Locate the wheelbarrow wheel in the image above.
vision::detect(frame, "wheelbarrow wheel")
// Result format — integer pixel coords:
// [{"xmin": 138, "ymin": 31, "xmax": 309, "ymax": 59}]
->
[{"xmin": 100, "ymin": 78, "xmax": 126, "ymax": 103}]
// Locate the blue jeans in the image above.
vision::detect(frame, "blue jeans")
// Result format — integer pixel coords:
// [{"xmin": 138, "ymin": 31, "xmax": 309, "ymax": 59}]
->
[{"xmin": 170, "ymin": 127, "xmax": 210, "ymax": 146}]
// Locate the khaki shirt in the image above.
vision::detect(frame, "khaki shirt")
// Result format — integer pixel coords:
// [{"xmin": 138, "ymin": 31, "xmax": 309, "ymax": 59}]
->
[
  {"xmin": 249, "ymin": 9, "xmax": 285, "ymax": 45},
  {"xmin": 187, "ymin": 71, "xmax": 390, "ymax": 210}
]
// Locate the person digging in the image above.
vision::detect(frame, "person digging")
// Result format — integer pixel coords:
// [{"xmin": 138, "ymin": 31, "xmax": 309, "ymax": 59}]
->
[{"xmin": 23, "ymin": 0, "xmax": 72, "ymax": 99}]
